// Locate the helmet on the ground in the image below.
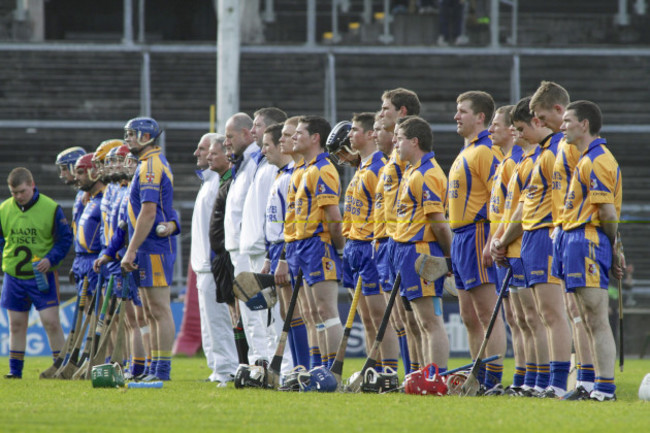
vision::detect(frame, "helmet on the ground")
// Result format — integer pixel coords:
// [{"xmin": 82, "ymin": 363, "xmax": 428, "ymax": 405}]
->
[
  {"xmin": 298, "ymin": 366, "xmax": 337, "ymax": 392},
  {"xmin": 404, "ymin": 363, "xmax": 448, "ymax": 396}
]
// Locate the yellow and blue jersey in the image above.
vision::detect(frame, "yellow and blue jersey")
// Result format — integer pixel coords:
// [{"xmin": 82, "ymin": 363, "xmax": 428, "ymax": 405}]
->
[
  {"xmin": 552, "ymin": 138, "xmax": 582, "ymax": 226},
  {"xmin": 75, "ymin": 187, "xmax": 104, "ymax": 254},
  {"xmin": 504, "ymin": 146, "xmax": 540, "ymax": 258},
  {"xmin": 127, "ymin": 146, "xmax": 175, "ymax": 254},
  {"xmin": 448, "ymin": 130, "xmax": 503, "ymax": 230},
  {"xmin": 562, "ymin": 138, "xmax": 622, "ymax": 233},
  {"xmin": 489, "ymin": 145, "xmax": 523, "ymax": 233},
  {"xmin": 342, "ymin": 167, "xmax": 361, "ymax": 238},
  {"xmin": 284, "ymin": 159, "xmax": 305, "ymax": 243},
  {"xmin": 373, "ymin": 168, "xmax": 387, "ymax": 240},
  {"xmin": 383, "ymin": 149, "xmax": 408, "ymax": 238},
  {"xmin": 348, "ymin": 152, "xmax": 386, "ymax": 241},
  {"xmin": 295, "ymin": 152, "xmax": 340, "ymax": 242},
  {"xmin": 394, "ymin": 152, "xmax": 447, "ymax": 243},
  {"xmin": 521, "ymin": 132, "xmax": 563, "ymax": 231}
]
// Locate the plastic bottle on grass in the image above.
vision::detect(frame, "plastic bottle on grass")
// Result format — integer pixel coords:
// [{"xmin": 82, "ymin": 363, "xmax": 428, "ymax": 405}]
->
[
  {"xmin": 127, "ymin": 381, "xmax": 163, "ymax": 389},
  {"xmin": 32, "ymin": 256, "xmax": 49, "ymax": 293}
]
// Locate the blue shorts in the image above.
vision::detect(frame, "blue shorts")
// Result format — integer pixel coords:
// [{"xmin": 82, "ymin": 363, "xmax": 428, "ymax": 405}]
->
[
  {"xmin": 385, "ymin": 237, "xmax": 400, "ymax": 293},
  {"xmin": 341, "ymin": 248, "xmax": 355, "ymax": 289},
  {"xmin": 521, "ymin": 228, "xmax": 560, "ymax": 286},
  {"xmin": 285, "ymin": 241, "xmax": 301, "ymax": 281},
  {"xmin": 1, "ymin": 273, "xmax": 59, "ymax": 312},
  {"xmin": 268, "ymin": 242, "xmax": 284, "ymax": 276},
  {"xmin": 113, "ymin": 272, "xmax": 142, "ymax": 306},
  {"xmin": 134, "ymin": 252, "xmax": 175, "ymax": 288},
  {"xmin": 495, "ymin": 258, "xmax": 526, "ymax": 296},
  {"xmin": 74, "ymin": 255, "xmax": 100, "ymax": 298},
  {"xmin": 451, "ymin": 223, "xmax": 496, "ymax": 291},
  {"xmin": 562, "ymin": 227, "xmax": 612, "ymax": 292},
  {"xmin": 374, "ymin": 238, "xmax": 391, "ymax": 292},
  {"xmin": 343, "ymin": 240, "xmax": 381, "ymax": 296},
  {"xmin": 551, "ymin": 228, "xmax": 566, "ymax": 280},
  {"xmin": 293, "ymin": 236, "xmax": 341, "ymax": 286},
  {"xmin": 394, "ymin": 241, "xmax": 444, "ymax": 301}
]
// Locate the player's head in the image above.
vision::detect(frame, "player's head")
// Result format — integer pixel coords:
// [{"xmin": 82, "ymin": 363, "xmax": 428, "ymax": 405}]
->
[
  {"xmin": 512, "ymin": 96, "xmax": 544, "ymax": 143},
  {"xmin": 7, "ymin": 167, "xmax": 35, "ymax": 206},
  {"xmin": 380, "ymin": 88, "xmax": 421, "ymax": 131},
  {"xmin": 252, "ymin": 107, "xmax": 287, "ymax": 143},
  {"xmin": 93, "ymin": 139, "xmax": 123, "ymax": 182},
  {"xmin": 349, "ymin": 112, "xmax": 375, "ymax": 155},
  {"xmin": 326, "ymin": 120, "xmax": 359, "ymax": 167},
  {"xmin": 74, "ymin": 152, "xmax": 100, "ymax": 191},
  {"xmin": 294, "ymin": 115, "xmax": 331, "ymax": 154},
  {"xmin": 106, "ymin": 144, "xmax": 131, "ymax": 182},
  {"xmin": 372, "ymin": 111, "xmax": 394, "ymax": 155},
  {"xmin": 55, "ymin": 146, "xmax": 86, "ymax": 186},
  {"xmin": 206, "ymin": 133, "xmax": 229, "ymax": 174},
  {"xmin": 529, "ymin": 81, "xmax": 570, "ymax": 132},
  {"xmin": 488, "ymin": 105, "xmax": 515, "ymax": 148},
  {"xmin": 225, "ymin": 113, "xmax": 254, "ymax": 158},
  {"xmin": 124, "ymin": 117, "xmax": 161, "ymax": 155},
  {"xmin": 279, "ymin": 116, "xmax": 300, "ymax": 156},
  {"xmin": 562, "ymin": 100, "xmax": 602, "ymax": 145},
  {"xmin": 395, "ymin": 116, "xmax": 433, "ymax": 163},
  {"xmin": 124, "ymin": 151, "xmax": 139, "ymax": 179},
  {"xmin": 194, "ymin": 133, "xmax": 216, "ymax": 171},
  {"xmin": 261, "ymin": 123, "xmax": 287, "ymax": 168},
  {"xmin": 455, "ymin": 91, "xmax": 495, "ymax": 138}
]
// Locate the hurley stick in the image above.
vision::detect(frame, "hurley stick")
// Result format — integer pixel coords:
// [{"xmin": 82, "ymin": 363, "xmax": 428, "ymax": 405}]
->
[{"xmin": 330, "ymin": 275, "xmax": 362, "ymax": 385}]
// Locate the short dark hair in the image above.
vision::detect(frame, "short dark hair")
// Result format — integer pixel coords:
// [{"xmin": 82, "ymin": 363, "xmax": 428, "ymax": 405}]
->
[
  {"xmin": 381, "ymin": 88, "xmax": 421, "ymax": 116},
  {"xmin": 457, "ymin": 91, "xmax": 495, "ymax": 127},
  {"xmin": 351, "ymin": 112, "xmax": 375, "ymax": 133},
  {"xmin": 298, "ymin": 116, "xmax": 332, "ymax": 148},
  {"xmin": 263, "ymin": 123, "xmax": 284, "ymax": 145},
  {"xmin": 7, "ymin": 167, "xmax": 33, "ymax": 187},
  {"xmin": 530, "ymin": 80, "xmax": 570, "ymax": 112},
  {"xmin": 254, "ymin": 107, "xmax": 287, "ymax": 126},
  {"xmin": 397, "ymin": 116, "xmax": 433, "ymax": 152},
  {"xmin": 566, "ymin": 100, "xmax": 602, "ymax": 136},
  {"xmin": 511, "ymin": 96, "xmax": 534, "ymax": 125}
]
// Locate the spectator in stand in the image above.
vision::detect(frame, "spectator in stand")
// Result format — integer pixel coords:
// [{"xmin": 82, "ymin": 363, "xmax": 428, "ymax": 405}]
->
[{"xmin": 437, "ymin": 0, "xmax": 469, "ymax": 46}]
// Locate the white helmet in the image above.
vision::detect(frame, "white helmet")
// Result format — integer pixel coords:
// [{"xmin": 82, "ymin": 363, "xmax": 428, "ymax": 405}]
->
[{"xmin": 639, "ymin": 373, "xmax": 650, "ymax": 401}]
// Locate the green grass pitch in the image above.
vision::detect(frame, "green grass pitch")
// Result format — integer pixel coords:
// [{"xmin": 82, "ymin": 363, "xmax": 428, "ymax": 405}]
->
[{"xmin": 1, "ymin": 356, "xmax": 649, "ymax": 433}]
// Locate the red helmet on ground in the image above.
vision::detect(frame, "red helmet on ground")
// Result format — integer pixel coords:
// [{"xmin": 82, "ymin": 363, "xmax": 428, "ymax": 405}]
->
[{"xmin": 404, "ymin": 363, "xmax": 448, "ymax": 396}]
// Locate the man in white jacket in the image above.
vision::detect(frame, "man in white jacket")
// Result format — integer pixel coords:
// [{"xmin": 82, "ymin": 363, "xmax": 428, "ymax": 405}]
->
[{"xmin": 191, "ymin": 133, "xmax": 239, "ymax": 385}]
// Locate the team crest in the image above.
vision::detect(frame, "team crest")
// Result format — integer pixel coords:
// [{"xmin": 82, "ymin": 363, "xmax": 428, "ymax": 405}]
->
[
  {"xmin": 145, "ymin": 171, "xmax": 155, "ymax": 183},
  {"xmin": 318, "ymin": 183, "xmax": 326, "ymax": 194},
  {"xmin": 423, "ymin": 190, "xmax": 431, "ymax": 201},
  {"xmin": 325, "ymin": 260, "xmax": 333, "ymax": 271},
  {"xmin": 588, "ymin": 263, "xmax": 597, "ymax": 275},
  {"xmin": 590, "ymin": 178, "xmax": 598, "ymax": 189}
]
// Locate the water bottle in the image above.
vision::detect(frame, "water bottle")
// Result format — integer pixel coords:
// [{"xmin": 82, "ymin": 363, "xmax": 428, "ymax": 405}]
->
[
  {"xmin": 32, "ymin": 257, "xmax": 50, "ymax": 293},
  {"xmin": 127, "ymin": 381, "xmax": 163, "ymax": 389}
]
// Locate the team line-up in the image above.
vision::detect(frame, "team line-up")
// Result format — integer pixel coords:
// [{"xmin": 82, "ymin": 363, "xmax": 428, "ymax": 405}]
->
[{"xmin": 0, "ymin": 81, "xmax": 624, "ymax": 400}]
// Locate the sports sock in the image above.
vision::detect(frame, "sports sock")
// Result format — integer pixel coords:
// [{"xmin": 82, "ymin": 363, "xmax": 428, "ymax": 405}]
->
[
  {"xmin": 148, "ymin": 357, "xmax": 158, "ymax": 377},
  {"xmin": 375, "ymin": 359, "xmax": 383, "ymax": 373},
  {"xmin": 382, "ymin": 358, "xmax": 398, "ymax": 373},
  {"xmin": 9, "ymin": 351, "xmax": 25, "ymax": 377},
  {"xmin": 155, "ymin": 350, "xmax": 172, "ymax": 381},
  {"xmin": 484, "ymin": 362, "xmax": 503, "ymax": 389},
  {"xmin": 52, "ymin": 350, "xmax": 60, "ymax": 363},
  {"xmin": 536, "ymin": 363, "xmax": 550, "ymax": 390},
  {"xmin": 326, "ymin": 353, "xmax": 336, "ymax": 370},
  {"xmin": 477, "ymin": 361, "xmax": 486, "ymax": 384},
  {"xmin": 309, "ymin": 347, "xmax": 322, "ymax": 369},
  {"xmin": 132, "ymin": 357, "xmax": 146, "ymax": 377},
  {"xmin": 290, "ymin": 318, "xmax": 309, "ymax": 368},
  {"xmin": 580, "ymin": 363, "xmax": 595, "ymax": 391},
  {"xmin": 410, "ymin": 362, "xmax": 420, "ymax": 374},
  {"xmin": 513, "ymin": 366, "xmax": 526, "ymax": 387},
  {"xmin": 524, "ymin": 363, "xmax": 537, "ymax": 388},
  {"xmin": 144, "ymin": 357, "xmax": 153, "ymax": 375},
  {"xmin": 594, "ymin": 376, "xmax": 616, "ymax": 395},
  {"xmin": 550, "ymin": 361, "xmax": 570, "ymax": 391},
  {"xmin": 396, "ymin": 328, "xmax": 410, "ymax": 377}
]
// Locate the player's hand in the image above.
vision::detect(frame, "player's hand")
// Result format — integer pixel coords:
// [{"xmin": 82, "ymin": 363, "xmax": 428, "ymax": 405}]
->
[
  {"xmin": 121, "ymin": 250, "xmax": 138, "ymax": 272},
  {"xmin": 35, "ymin": 258, "xmax": 52, "ymax": 273},
  {"xmin": 274, "ymin": 260, "xmax": 289, "ymax": 286},
  {"xmin": 481, "ymin": 242, "xmax": 493, "ymax": 268},
  {"xmin": 490, "ymin": 238, "xmax": 507, "ymax": 266},
  {"xmin": 612, "ymin": 247, "xmax": 626, "ymax": 280},
  {"xmin": 93, "ymin": 255, "xmax": 111, "ymax": 273},
  {"xmin": 68, "ymin": 268, "xmax": 76, "ymax": 285},
  {"xmin": 261, "ymin": 259, "xmax": 271, "ymax": 275}
]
